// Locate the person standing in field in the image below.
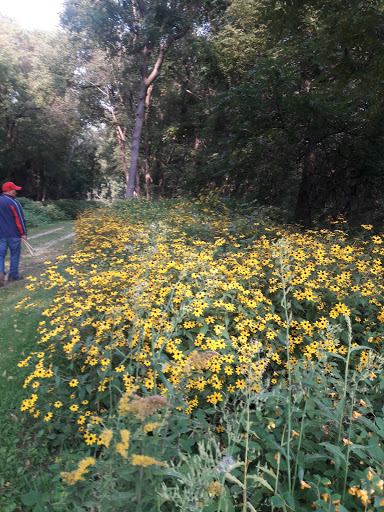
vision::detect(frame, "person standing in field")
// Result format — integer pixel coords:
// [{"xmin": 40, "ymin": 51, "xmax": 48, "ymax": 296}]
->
[{"xmin": 0, "ymin": 182, "xmax": 27, "ymax": 286}]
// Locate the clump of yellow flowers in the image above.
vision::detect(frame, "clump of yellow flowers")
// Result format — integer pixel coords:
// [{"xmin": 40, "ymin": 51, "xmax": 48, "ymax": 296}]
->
[
  {"xmin": 17, "ymin": 199, "xmax": 384, "ymax": 448},
  {"xmin": 61, "ymin": 457, "xmax": 95, "ymax": 485}
]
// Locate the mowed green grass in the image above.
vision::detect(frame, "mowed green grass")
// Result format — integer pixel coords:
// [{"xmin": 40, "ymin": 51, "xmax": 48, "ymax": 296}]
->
[{"xmin": 0, "ymin": 221, "xmax": 75, "ymax": 511}]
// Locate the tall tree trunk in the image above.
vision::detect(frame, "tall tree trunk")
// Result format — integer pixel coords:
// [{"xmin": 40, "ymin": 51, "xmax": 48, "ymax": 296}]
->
[
  {"xmin": 126, "ymin": 79, "xmax": 147, "ymax": 198},
  {"xmin": 125, "ymin": 32, "xmax": 188, "ymax": 199},
  {"xmin": 143, "ymin": 84, "xmax": 154, "ymax": 200},
  {"xmin": 145, "ymin": 140, "xmax": 152, "ymax": 200},
  {"xmin": 105, "ymin": 84, "xmax": 131, "ymax": 187},
  {"xmin": 115, "ymin": 123, "xmax": 130, "ymax": 185},
  {"xmin": 135, "ymin": 167, "xmax": 141, "ymax": 196},
  {"xmin": 294, "ymin": 138, "xmax": 316, "ymax": 225}
]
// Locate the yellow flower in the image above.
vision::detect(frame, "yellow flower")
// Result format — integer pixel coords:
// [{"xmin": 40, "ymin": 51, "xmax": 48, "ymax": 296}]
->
[
  {"xmin": 143, "ymin": 422, "xmax": 162, "ymax": 434},
  {"xmin": 100, "ymin": 429, "xmax": 114, "ymax": 448},
  {"xmin": 85, "ymin": 434, "xmax": 97, "ymax": 445},
  {"xmin": 120, "ymin": 429, "xmax": 130, "ymax": 447},
  {"xmin": 115, "ymin": 429, "xmax": 130, "ymax": 457},
  {"xmin": 367, "ymin": 468, "xmax": 375, "ymax": 480},
  {"xmin": 115, "ymin": 443, "xmax": 128, "ymax": 458},
  {"xmin": 208, "ymin": 481, "xmax": 222, "ymax": 497},
  {"xmin": 131, "ymin": 454, "xmax": 165, "ymax": 467},
  {"xmin": 61, "ymin": 457, "xmax": 95, "ymax": 485}
]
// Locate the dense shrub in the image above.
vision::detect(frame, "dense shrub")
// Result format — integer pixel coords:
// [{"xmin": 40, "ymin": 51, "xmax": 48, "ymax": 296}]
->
[
  {"xmin": 17, "ymin": 198, "xmax": 103, "ymax": 228},
  {"xmin": 45, "ymin": 199, "xmax": 103, "ymax": 220},
  {"xmin": 18, "ymin": 198, "xmax": 67, "ymax": 227}
]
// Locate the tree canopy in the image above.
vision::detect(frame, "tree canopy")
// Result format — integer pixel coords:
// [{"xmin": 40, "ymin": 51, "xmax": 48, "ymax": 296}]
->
[{"xmin": 0, "ymin": 0, "xmax": 383, "ymax": 223}]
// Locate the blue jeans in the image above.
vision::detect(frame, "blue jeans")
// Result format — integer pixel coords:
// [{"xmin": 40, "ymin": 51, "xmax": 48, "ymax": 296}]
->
[{"xmin": 0, "ymin": 238, "xmax": 21, "ymax": 277}]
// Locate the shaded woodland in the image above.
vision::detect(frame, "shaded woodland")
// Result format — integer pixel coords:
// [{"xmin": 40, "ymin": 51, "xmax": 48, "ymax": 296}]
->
[{"xmin": 1, "ymin": 0, "xmax": 384, "ymax": 224}]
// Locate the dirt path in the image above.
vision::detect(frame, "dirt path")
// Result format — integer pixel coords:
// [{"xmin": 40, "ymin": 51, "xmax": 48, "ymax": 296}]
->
[
  {"xmin": 30, "ymin": 232, "xmax": 76, "ymax": 251},
  {"xmin": 28, "ymin": 227, "xmax": 65, "ymax": 239},
  {"xmin": 17, "ymin": 221, "xmax": 76, "ymax": 278}
]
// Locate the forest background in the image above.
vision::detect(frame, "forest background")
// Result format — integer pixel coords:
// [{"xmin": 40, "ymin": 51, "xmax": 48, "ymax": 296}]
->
[{"xmin": 1, "ymin": 0, "xmax": 384, "ymax": 225}]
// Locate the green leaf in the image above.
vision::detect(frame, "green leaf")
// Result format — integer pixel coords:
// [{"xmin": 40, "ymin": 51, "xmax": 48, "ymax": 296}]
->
[
  {"xmin": 350, "ymin": 345, "xmax": 371, "ymax": 352},
  {"xmin": 374, "ymin": 496, "xmax": 384, "ymax": 508},
  {"xmin": 225, "ymin": 473, "xmax": 245, "ymax": 489},
  {"xmin": 350, "ymin": 447, "xmax": 368, "ymax": 460},
  {"xmin": 319, "ymin": 442, "xmax": 346, "ymax": 473},
  {"xmin": 312, "ymin": 398, "xmax": 338, "ymax": 421},
  {"xmin": 359, "ymin": 416, "xmax": 381, "ymax": 435},
  {"xmin": 247, "ymin": 474, "xmax": 274, "ymax": 492},
  {"xmin": 302, "ymin": 453, "xmax": 329, "ymax": 463},
  {"xmin": 327, "ymin": 352, "xmax": 345, "ymax": 361},
  {"xmin": 283, "ymin": 491, "xmax": 295, "ymax": 509},
  {"xmin": 335, "ymin": 395, "xmax": 346, "ymax": 420},
  {"xmin": 367, "ymin": 443, "xmax": 384, "ymax": 463},
  {"xmin": 269, "ymin": 496, "xmax": 285, "ymax": 507},
  {"xmin": 248, "ymin": 441, "xmax": 262, "ymax": 451},
  {"xmin": 179, "ymin": 436, "xmax": 196, "ymax": 451},
  {"xmin": 376, "ymin": 416, "xmax": 384, "ymax": 431},
  {"xmin": 21, "ymin": 491, "xmax": 39, "ymax": 506}
]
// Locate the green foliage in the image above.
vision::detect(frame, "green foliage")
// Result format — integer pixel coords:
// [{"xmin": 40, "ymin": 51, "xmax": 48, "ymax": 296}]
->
[
  {"xmin": 17, "ymin": 198, "xmax": 102, "ymax": 227},
  {"xmin": 18, "ymin": 198, "xmax": 67, "ymax": 226},
  {"xmin": 45, "ymin": 392, "xmax": 223, "ymax": 511},
  {"xmin": 45, "ymin": 199, "xmax": 103, "ymax": 220},
  {"xmin": 9, "ymin": 198, "xmax": 384, "ymax": 511},
  {"xmin": 0, "ymin": 253, "xmax": 72, "ymax": 512},
  {"xmin": 22, "ymin": 336, "xmax": 384, "ymax": 511},
  {"xmin": 195, "ymin": 0, "xmax": 384, "ymax": 223},
  {"xmin": 0, "ymin": 17, "xmax": 101, "ymax": 200}
]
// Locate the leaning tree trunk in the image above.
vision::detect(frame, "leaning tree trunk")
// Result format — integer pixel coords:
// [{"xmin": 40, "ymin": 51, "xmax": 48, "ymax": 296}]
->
[
  {"xmin": 126, "ymin": 80, "xmax": 147, "ymax": 198},
  {"xmin": 145, "ymin": 140, "xmax": 153, "ymax": 200},
  {"xmin": 294, "ymin": 138, "xmax": 316, "ymax": 226},
  {"xmin": 125, "ymin": 32, "xmax": 188, "ymax": 199},
  {"xmin": 115, "ymin": 123, "xmax": 130, "ymax": 186}
]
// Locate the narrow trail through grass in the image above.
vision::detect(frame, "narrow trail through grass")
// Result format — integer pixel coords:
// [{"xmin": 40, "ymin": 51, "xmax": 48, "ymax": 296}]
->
[{"xmin": 0, "ymin": 220, "xmax": 75, "ymax": 511}]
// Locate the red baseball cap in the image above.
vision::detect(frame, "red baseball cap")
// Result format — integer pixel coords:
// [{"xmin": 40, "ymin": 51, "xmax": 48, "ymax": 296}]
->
[{"xmin": 2, "ymin": 182, "xmax": 22, "ymax": 191}]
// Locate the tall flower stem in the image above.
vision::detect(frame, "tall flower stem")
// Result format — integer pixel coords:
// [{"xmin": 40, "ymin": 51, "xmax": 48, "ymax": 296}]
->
[
  {"xmin": 342, "ymin": 385, "xmax": 356, "ymax": 503},
  {"xmin": 242, "ymin": 391, "xmax": 251, "ymax": 512},
  {"xmin": 337, "ymin": 314, "xmax": 352, "ymax": 446},
  {"xmin": 278, "ymin": 242, "xmax": 292, "ymax": 494}
]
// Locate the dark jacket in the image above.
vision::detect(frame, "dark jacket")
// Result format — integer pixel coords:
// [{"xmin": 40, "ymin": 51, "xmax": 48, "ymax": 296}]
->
[{"xmin": 0, "ymin": 193, "xmax": 27, "ymax": 238}]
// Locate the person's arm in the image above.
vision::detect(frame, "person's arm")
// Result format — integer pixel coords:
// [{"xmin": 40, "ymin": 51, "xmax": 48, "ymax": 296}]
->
[{"xmin": 9, "ymin": 202, "xmax": 27, "ymax": 238}]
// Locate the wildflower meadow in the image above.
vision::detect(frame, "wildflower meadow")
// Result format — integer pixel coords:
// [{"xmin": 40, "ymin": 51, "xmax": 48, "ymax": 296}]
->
[{"xmin": 10, "ymin": 197, "xmax": 384, "ymax": 511}]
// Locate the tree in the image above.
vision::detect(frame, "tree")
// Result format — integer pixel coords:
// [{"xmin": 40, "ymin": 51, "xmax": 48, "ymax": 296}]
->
[
  {"xmin": 70, "ymin": 49, "xmax": 134, "ymax": 189},
  {"xmin": 202, "ymin": 0, "xmax": 384, "ymax": 223},
  {"xmin": 0, "ymin": 16, "xmax": 100, "ymax": 199},
  {"xmin": 61, "ymin": 0, "xmax": 207, "ymax": 198}
]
